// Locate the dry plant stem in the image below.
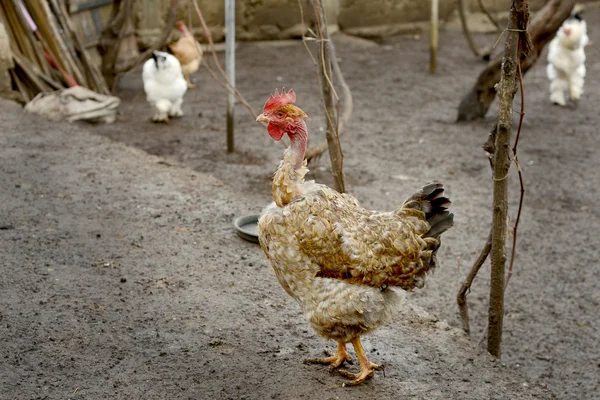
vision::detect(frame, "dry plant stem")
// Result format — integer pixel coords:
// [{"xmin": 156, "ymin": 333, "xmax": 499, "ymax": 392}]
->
[
  {"xmin": 487, "ymin": 0, "xmax": 528, "ymax": 358},
  {"xmin": 478, "ymin": 0, "xmax": 501, "ymax": 31},
  {"xmin": 457, "ymin": 229, "xmax": 492, "ymax": 336},
  {"xmin": 297, "ymin": 0, "xmax": 318, "ymax": 66},
  {"xmin": 506, "ymin": 58, "xmax": 526, "ymax": 290},
  {"xmin": 310, "ymin": 0, "xmax": 345, "ymax": 193},
  {"xmin": 457, "ymin": 0, "xmax": 573, "ymax": 121},
  {"xmin": 192, "ymin": 0, "xmax": 258, "ymax": 118},
  {"xmin": 298, "ymin": 0, "xmax": 353, "ymax": 166},
  {"xmin": 458, "ymin": 0, "xmax": 488, "ymax": 58},
  {"xmin": 456, "ymin": 123, "xmax": 495, "ymax": 337},
  {"xmin": 457, "ymin": 57, "xmax": 528, "ymax": 336}
]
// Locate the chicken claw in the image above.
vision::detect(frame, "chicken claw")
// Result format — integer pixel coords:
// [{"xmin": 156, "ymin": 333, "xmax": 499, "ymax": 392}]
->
[
  {"xmin": 338, "ymin": 361, "xmax": 384, "ymax": 386},
  {"xmin": 337, "ymin": 337, "xmax": 384, "ymax": 386},
  {"xmin": 304, "ymin": 342, "xmax": 353, "ymax": 369}
]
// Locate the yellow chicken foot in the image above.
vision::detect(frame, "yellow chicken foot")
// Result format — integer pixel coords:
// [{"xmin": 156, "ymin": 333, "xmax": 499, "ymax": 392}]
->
[
  {"xmin": 185, "ymin": 75, "xmax": 196, "ymax": 89},
  {"xmin": 337, "ymin": 337, "xmax": 383, "ymax": 386},
  {"xmin": 304, "ymin": 342, "xmax": 353, "ymax": 369}
]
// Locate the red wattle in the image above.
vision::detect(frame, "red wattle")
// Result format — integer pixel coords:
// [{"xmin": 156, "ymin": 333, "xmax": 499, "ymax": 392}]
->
[{"xmin": 267, "ymin": 123, "xmax": 285, "ymax": 140}]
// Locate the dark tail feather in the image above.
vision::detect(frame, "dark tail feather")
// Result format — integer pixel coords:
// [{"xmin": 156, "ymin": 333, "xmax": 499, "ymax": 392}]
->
[
  {"xmin": 425, "ymin": 210, "xmax": 454, "ymax": 239},
  {"xmin": 402, "ymin": 181, "xmax": 454, "ymax": 238}
]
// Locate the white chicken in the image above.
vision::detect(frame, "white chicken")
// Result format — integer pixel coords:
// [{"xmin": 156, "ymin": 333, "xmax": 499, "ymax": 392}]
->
[
  {"xmin": 142, "ymin": 51, "xmax": 187, "ymax": 123},
  {"xmin": 547, "ymin": 13, "xmax": 589, "ymax": 106}
]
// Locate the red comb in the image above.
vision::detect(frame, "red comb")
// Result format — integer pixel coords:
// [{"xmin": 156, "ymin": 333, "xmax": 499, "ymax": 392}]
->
[
  {"xmin": 263, "ymin": 88, "xmax": 296, "ymax": 113},
  {"xmin": 175, "ymin": 21, "xmax": 187, "ymax": 32}
]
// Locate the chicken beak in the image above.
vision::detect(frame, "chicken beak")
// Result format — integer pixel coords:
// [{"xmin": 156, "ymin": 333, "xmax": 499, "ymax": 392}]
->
[{"xmin": 256, "ymin": 114, "xmax": 269, "ymax": 123}]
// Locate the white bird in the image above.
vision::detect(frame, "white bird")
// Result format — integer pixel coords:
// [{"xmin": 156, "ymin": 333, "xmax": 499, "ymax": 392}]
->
[
  {"xmin": 142, "ymin": 51, "xmax": 188, "ymax": 123},
  {"xmin": 547, "ymin": 13, "xmax": 589, "ymax": 106}
]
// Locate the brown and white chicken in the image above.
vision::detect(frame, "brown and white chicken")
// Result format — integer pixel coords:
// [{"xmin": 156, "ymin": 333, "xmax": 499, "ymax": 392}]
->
[
  {"xmin": 256, "ymin": 89, "xmax": 454, "ymax": 386},
  {"xmin": 168, "ymin": 21, "xmax": 203, "ymax": 88}
]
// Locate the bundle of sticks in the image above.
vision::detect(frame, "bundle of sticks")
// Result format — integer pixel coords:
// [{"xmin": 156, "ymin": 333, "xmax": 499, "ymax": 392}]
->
[{"xmin": 0, "ymin": 0, "xmax": 110, "ymax": 102}]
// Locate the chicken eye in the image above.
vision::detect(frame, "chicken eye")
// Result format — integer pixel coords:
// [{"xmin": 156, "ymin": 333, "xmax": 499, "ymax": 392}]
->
[{"xmin": 277, "ymin": 112, "xmax": 284, "ymax": 118}]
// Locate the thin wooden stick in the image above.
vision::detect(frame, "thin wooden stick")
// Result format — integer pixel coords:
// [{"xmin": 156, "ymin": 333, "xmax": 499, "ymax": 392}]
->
[
  {"xmin": 505, "ymin": 36, "xmax": 527, "ymax": 291},
  {"xmin": 8, "ymin": 0, "xmax": 50, "ymax": 74},
  {"xmin": 297, "ymin": 0, "xmax": 352, "ymax": 164},
  {"xmin": 430, "ymin": 0, "xmax": 439, "ymax": 74},
  {"xmin": 487, "ymin": 0, "xmax": 528, "ymax": 358},
  {"xmin": 35, "ymin": 0, "xmax": 87, "ymax": 85},
  {"xmin": 51, "ymin": 0, "xmax": 110, "ymax": 94},
  {"xmin": 12, "ymin": 51, "xmax": 57, "ymax": 91},
  {"xmin": 47, "ymin": 0, "xmax": 87, "ymax": 80},
  {"xmin": 458, "ymin": 0, "xmax": 489, "ymax": 58},
  {"xmin": 457, "ymin": 229, "xmax": 492, "ymax": 336},
  {"xmin": 478, "ymin": 0, "xmax": 501, "ymax": 31},
  {"xmin": 192, "ymin": 0, "xmax": 258, "ymax": 118},
  {"xmin": 10, "ymin": 68, "xmax": 31, "ymax": 102},
  {"xmin": 310, "ymin": 0, "xmax": 345, "ymax": 193}
]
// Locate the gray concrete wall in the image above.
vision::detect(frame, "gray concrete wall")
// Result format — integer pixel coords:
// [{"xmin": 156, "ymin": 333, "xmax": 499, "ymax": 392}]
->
[{"xmin": 134, "ymin": 0, "xmax": 595, "ymax": 43}]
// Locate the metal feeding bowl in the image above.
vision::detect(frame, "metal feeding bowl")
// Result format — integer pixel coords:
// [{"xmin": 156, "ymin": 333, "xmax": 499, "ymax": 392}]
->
[{"xmin": 234, "ymin": 214, "xmax": 260, "ymax": 243}]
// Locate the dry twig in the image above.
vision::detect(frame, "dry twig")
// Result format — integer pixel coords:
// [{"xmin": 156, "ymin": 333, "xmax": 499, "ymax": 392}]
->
[
  {"xmin": 478, "ymin": 0, "xmax": 501, "ymax": 31},
  {"xmin": 296, "ymin": 0, "xmax": 353, "ymax": 168},
  {"xmin": 457, "ymin": 229, "xmax": 492, "ymax": 336},
  {"xmin": 458, "ymin": 0, "xmax": 491, "ymax": 59},
  {"xmin": 506, "ymin": 45, "xmax": 527, "ymax": 290},
  {"xmin": 192, "ymin": 0, "xmax": 259, "ymax": 119},
  {"xmin": 309, "ymin": 0, "xmax": 346, "ymax": 193},
  {"xmin": 430, "ymin": 0, "xmax": 439, "ymax": 73}
]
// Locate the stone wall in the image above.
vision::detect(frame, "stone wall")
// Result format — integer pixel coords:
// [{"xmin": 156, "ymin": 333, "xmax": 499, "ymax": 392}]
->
[{"xmin": 134, "ymin": 0, "xmax": 595, "ymax": 43}]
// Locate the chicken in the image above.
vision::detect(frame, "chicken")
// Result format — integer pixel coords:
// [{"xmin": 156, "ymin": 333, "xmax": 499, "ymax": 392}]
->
[
  {"xmin": 142, "ymin": 51, "xmax": 187, "ymax": 123},
  {"xmin": 256, "ymin": 89, "xmax": 454, "ymax": 386},
  {"xmin": 168, "ymin": 21, "xmax": 203, "ymax": 89},
  {"xmin": 547, "ymin": 12, "xmax": 589, "ymax": 106}
]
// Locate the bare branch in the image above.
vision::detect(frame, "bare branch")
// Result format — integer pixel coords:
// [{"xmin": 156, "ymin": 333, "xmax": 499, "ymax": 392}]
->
[
  {"xmin": 310, "ymin": 0, "xmax": 345, "ymax": 193},
  {"xmin": 430, "ymin": 0, "xmax": 438, "ymax": 74},
  {"xmin": 297, "ymin": 0, "xmax": 352, "ymax": 164},
  {"xmin": 458, "ymin": 0, "xmax": 491, "ymax": 59},
  {"xmin": 457, "ymin": 229, "xmax": 492, "ymax": 336},
  {"xmin": 487, "ymin": 0, "xmax": 529, "ymax": 358},
  {"xmin": 191, "ymin": 0, "xmax": 259, "ymax": 118},
  {"xmin": 478, "ymin": 0, "xmax": 501, "ymax": 32},
  {"xmin": 506, "ymin": 57, "xmax": 526, "ymax": 290}
]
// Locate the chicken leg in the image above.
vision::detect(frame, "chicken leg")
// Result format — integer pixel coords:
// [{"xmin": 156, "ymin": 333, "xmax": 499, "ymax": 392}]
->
[
  {"xmin": 336, "ymin": 336, "xmax": 383, "ymax": 386},
  {"xmin": 304, "ymin": 342, "xmax": 353, "ymax": 369},
  {"xmin": 185, "ymin": 74, "xmax": 196, "ymax": 89}
]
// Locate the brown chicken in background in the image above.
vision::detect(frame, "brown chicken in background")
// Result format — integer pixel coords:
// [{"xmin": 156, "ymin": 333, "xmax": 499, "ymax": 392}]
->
[
  {"xmin": 168, "ymin": 21, "xmax": 203, "ymax": 88},
  {"xmin": 256, "ymin": 89, "xmax": 454, "ymax": 386}
]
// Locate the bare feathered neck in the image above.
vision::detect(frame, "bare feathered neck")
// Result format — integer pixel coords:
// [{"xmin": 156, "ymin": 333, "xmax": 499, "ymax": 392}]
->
[{"xmin": 272, "ymin": 120, "xmax": 309, "ymax": 207}]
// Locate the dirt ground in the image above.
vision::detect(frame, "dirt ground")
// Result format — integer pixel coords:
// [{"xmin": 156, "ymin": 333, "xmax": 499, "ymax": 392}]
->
[{"xmin": 2, "ymin": 8, "xmax": 600, "ymax": 400}]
